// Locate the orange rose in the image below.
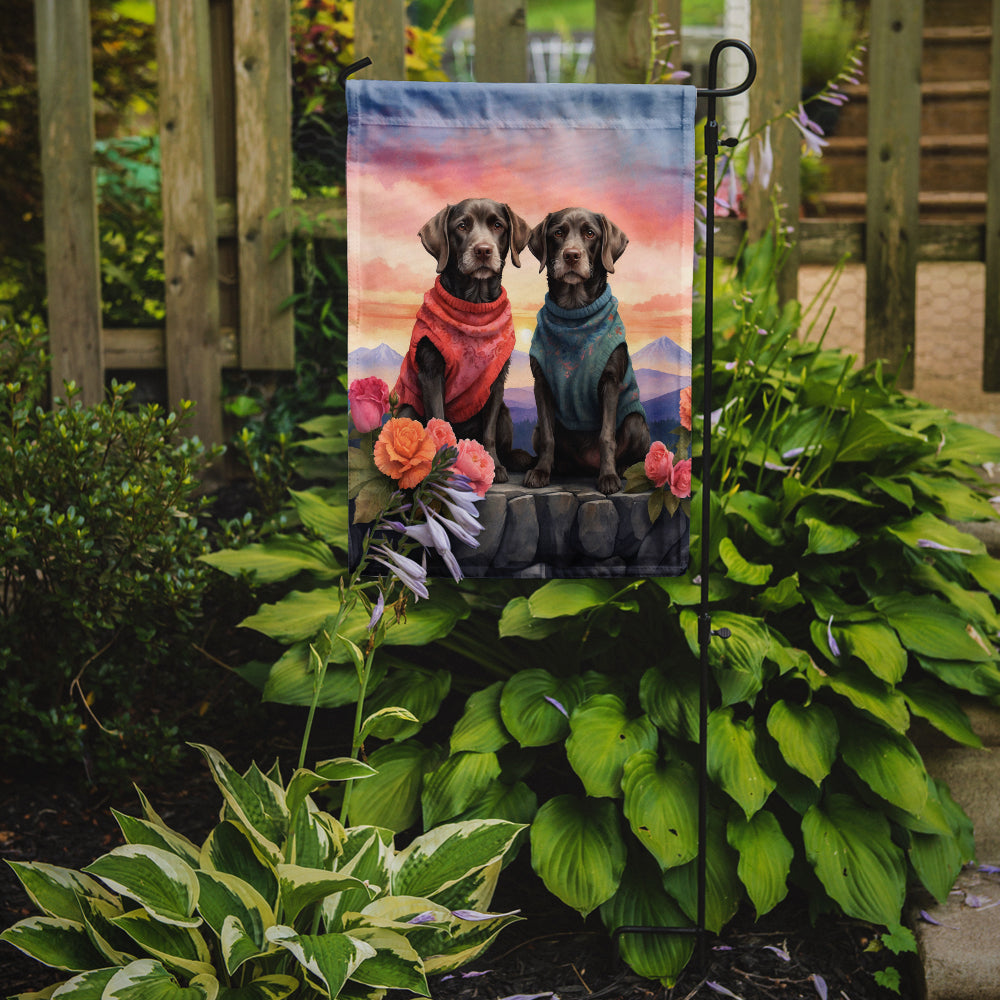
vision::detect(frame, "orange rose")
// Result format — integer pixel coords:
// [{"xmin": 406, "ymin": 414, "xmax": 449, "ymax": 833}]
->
[{"xmin": 374, "ymin": 418, "xmax": 436, "ymax": 489}]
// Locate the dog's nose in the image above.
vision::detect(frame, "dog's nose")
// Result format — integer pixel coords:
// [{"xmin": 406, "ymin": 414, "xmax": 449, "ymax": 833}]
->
[
  {"xmin": 563, "ymin": 248, "xmax": 582, "ymax": 264},
  {"xmin": 473, "ymin": 243, "xmax": 494, "ymax": 260}
]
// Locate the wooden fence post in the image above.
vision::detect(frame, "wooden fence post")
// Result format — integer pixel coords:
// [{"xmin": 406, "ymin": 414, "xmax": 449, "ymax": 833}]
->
[
  {"xmin": 233, "ymin": 0, "xmax": 294, "ymax": 369},
  {"xmin": 594, "ymin": 0, "xmax": 652, "ymax": 84},
  {"xmin": 157, "ymin": 0, "xmax": 223, "ymax": 445},
  {"xmin": 355, "ymin": 0, "xmax": 406, "ymax": 80},
  {"xmin": 746, "ymin": 0, "xmax": 801, "ymax": 305},
  {"xmin": 983, "ymin": 0, "xmax": 1000, "ymax": 390},
  {"xmin": 474, "ymin": 0, "xmax": 527, "ymax": 83},
  {"xmin": 34, "ymin": 0, "xmax": 103, "ymax": 405},
  {"xmin": 864, "ymin": 0, "xmax": 923, "ymax": 389}
]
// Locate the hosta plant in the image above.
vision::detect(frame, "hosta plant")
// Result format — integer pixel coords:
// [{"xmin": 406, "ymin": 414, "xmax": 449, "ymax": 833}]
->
[{"xmin": 1, "ymin": 744, "xmax": 523, "ymax": 999}]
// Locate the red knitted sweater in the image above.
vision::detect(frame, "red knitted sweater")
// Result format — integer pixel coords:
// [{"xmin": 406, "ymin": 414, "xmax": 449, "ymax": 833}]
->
[{"xmin": 394, "ymin": 276, "xmax": 516, "ymax": 423}]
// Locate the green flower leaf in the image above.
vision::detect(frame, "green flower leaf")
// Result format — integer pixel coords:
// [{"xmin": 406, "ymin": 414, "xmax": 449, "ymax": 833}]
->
[
  {"xmin": 802, "ymin": 517, "xmax": 859, "ymax": 556},
  {"xmin": 499, "ymin": 670, "xmax": 584, "ymax": 747},
  {"xmin": 639, "ymin": 663, "xmax": 699, "ymax": 742},
  {"xmin": 200, "ymin": 536, "xmax": 342, "ymax": 584},
  {"xmin": 727, "ymin": 811, "xmax": 793, "ymax": 918},
  {"xmin": 362, "ymin": 668, "xmax": 451, "ymax": 741},
  {"xmin": 838, "ymin": 718, "xmax": 929, "ymax": 817},
  {"xmin": 901, "ymin": 680, "xmax": 982, "ymax": 748},
  {"xmin": 527, "ymin": 579, "xmax": 622, "ymax": 618},
  {"xmin": 103, "ymin": 958, "xmax": 217, "ymax": 999},
  {"xmin": 875, "ymin": 594, "xmax": 995, "ymax": 662},
  {"xmin": 765, "ymin": 700, "xmax": 838, "ymax": 786},
  {"xmin": 421, "ymin": 751, "xmax": 502, "ymax": 829},
  {"xmin": 450, "ymin": 682, "xmax": 511, "ymax": 754},
  {"xmin": 346, "ymin": 740, "xmax": 442, "ymax": 832},
  {"xmin": 707, "ymin": 708, "xmax": 776, "ymax": 819},
  {"xmin": 276, "ymin": 865, "xmax": 374, "ymax": 926},
  {"xmin": 4, "ymin": 862, "xmax": 118, "ymax": 923},
  {"xmin": 347, "ymin": 926, "xmax": 429, "ymax": 994},
  {"xmin": 566, "ymin": 695, "xmax": 658, "ymax": 798},
  {"xmin": 802, "ymin": 793, "xmax": 906, "ymax": 927},
  {"xmin": 110, "ymin": 909, "xmax": 214, "ymax": 978},
  {"xmin": 529, "ymin": 795, "xmax": 626, "ymax": 917},
  {"xmin": 288, "ymin": 488, "xmax": 348, "ymax": 545},
  {"xmin": 719, "ymin": 536, "xmax": 772, "ymax": 585}
]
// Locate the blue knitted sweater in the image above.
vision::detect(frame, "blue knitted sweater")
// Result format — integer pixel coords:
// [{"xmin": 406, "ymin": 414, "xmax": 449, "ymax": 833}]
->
[{"xmin": 529, "ymin": 286, "xmax": 645, "ymax": 432}]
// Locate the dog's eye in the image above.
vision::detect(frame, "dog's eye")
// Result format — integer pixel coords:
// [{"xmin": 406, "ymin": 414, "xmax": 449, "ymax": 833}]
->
[
  {"xmin": 584, "ymin": 228, "xmax": 596, "ymax": 240},
  {"xmin": 492, "ymin": 220, "xmax": 504, "ymax": 231},
  {"xmin": 456, "ymin": 220, "xmax": 467, "ymax": 231},
  {"xmin": 552, "ymin": 228, "xmax": 565, "ymax": 239}
]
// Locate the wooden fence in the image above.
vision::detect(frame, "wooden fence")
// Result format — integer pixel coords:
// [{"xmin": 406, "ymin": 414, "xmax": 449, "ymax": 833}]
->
[{"xmin": 34, "ymin": 0, "xmax": 1000, "ymax": 445}]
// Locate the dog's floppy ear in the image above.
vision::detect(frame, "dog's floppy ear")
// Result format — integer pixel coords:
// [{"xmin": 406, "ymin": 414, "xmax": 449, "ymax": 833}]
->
[
  {"xmin": 598, "ymin": 215, "xmax": 629, "ymax": 274},
  {"xmin": 418, "ymin": 205, "xmax": 452, "ymax": 274},
  {"xmin": 504, "ymin": 205, "xmax": 531, "ymax": 268},
  {"xmin": 528, "ymin": 215, "xmax": 550, "ymax": 273}
]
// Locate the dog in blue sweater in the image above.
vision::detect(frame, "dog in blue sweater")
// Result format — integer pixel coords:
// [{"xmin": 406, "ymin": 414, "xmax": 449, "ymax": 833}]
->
[{"xmin": 523, "ymin": 207, "xmax": 650, "ymax": 495}]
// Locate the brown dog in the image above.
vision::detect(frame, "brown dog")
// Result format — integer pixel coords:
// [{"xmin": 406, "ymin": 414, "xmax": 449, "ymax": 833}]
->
[
  {"xmin": 523, "ymin": 207, "xmax": 650, "ymax": 495},
  {"xmin": 394, "ymin": 198, "xmax": 531, "ymax": 483}
]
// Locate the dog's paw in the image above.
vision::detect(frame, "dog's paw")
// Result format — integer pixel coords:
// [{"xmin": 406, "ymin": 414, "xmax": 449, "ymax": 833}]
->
[
  {"xmin": 523, "ymin": 468, "xmax": 550, "ymax": 489},
  {"xmin": 493, "ymin": 463, "xmax": 508, "ymax": 484},
  {"xmin": 597, "ymin": 472, "xmax": 622, "ymax": 495}
]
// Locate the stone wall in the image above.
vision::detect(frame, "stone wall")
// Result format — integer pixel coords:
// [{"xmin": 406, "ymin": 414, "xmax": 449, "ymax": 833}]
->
[{"xmin": 448, "ymin": 475, "xmax": 689, "ymax": 579}]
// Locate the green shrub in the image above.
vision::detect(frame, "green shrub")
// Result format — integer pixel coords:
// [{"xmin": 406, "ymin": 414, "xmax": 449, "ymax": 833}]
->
[
  {"xmin": 0, "ymin": 317, "xmax": 220, "ymax": 783},
  {"xmin": 1, "ymin": 743, "xmax": 524, "ymax": 997}
]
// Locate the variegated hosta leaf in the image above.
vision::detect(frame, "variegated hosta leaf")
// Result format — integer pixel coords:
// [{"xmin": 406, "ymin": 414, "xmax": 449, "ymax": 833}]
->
[
  {"xmin": 802, "ymin": 793, "xmax": 906, "ymax": 927},
  {"xmin": 191, "ymin": 745, "xmax": 288, "ymax": 863},
  {"xmin": 83, "ymin": 846, "xmax": 200, "ymax": 928},
  {"xmin": 425, "ymin": 859, "xmax": 501, "ymax": 915},
  {"xmin": 110, "ymin": 908, "xmax": 214, "ymax": 979},
  {"xmin": 4, "ymin": 861, "xmax": 118, "ymax": 922},
  {"xmin": 621, "ymin": 751, "xmax": 699, "ymax": 871},
  {"xmin": 566, "ymin": 695, "xmax": 658, "ymax": 799},
  {"xmin": 112, "ymin": 810, "xmax": 201, "ymax": 868},
  {"xmin": 78, "ymin": 894, "xmax": 137, "ymax": 966},
  {"xmin": 706, "ymin": 707, "xmax": 776, "ymax": 819},
  {"xmin": 450, "ymin": 681, "xmax": 511, "ymax": 754},
  {"xmin": 45, "ymin": 965, "xmax": 118, "ymax": 997},
  {"xmin": 323, "ymin": 829, "xmax": 393, "ymax": 931},
  {"xmin": 420, "ymin": 751, "xmax": 502, "ymax": 829},
  {"xmin": 599, "ymin": 853, "xmax": 694, "ymax": 987},
  {"xmin": 276, "ymin": 865, "xmax": 376, "ymax": 925},
  {"xmin": 195, "ymin": 871, "xmax": 274, "ymax": 974},
  {"xmin": 420, "ymin": 907, "xmax": 522, "ymax": 975},
  {"xmin": 391, "ymin": 820, "xmax": 524, "ymax": 901},
  {"xmin": 727, "ymin": 810, "xmax": 793, "ymax": 917},
  {"xmin": 0, "ymin": 916, "xmax": 107, "ymax": 971},
  {"xmin": 102, "ymin": 958, "xmax": 218, "ymax": 999},
  {"xmin": 287, "ymin": 801, "xmax": 345, "ymax": 871},
  {"xmin": 200, "ymin": 821, "xmax": 278, "ymax": 910},
  {"xmin": 529, "ymin": 795, "xmax": 626, "ymax": 917},
  {"xmin": 210, "ymin": 974, "xmax": 299, "ymax": 999},
  {"xmin": 344, "ymin": 926, "xmax": 429, "ymax": 995},
  {"xmin": 285, "ymin": 761, "xmax": 376, "ymax": 823},
  {"xmin": 765, "ymin": 700, "xmax": 838, "ymax": 786},
  {"xmin": 265, "ymin": 926, "xmax": 376, "ymax": 998}
]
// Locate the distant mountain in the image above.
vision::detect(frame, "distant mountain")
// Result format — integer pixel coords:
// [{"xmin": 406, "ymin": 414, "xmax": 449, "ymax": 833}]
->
[
  {"xmin": 507, "ymin": 347, "xmax": 533, "ymax": 387},
  {"xmin": 635, "ymin": 368, "xmax": 689, "ymax": 400},
  {"xmin": 632, "ymin": 337, "xmax": 692, "ymax": 373},
  {"xmin": 348, "ymin": 344, "xmax": 404, "ymax": 386}
]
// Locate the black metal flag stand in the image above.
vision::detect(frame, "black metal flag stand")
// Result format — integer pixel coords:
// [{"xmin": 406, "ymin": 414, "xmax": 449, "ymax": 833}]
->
[{"xmin": 340, "ymin": 37, "xmax": 758, "ymax": 974}]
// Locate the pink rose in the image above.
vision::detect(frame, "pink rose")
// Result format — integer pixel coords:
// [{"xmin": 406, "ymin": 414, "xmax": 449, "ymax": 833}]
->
[
  {"xmin": 349, "ymin": 376, "xmax": 390, "ymax": 433},
  {"xmin": 670, "ymin": 458, "xmax": 692, "ymax": 499},
  {"xmin": 426, "ymin": 417, "xmax": 458, "ymax": 452},
  {"xmin": 452, "ymin": 438, "xmax": 495, "ymax": 497},
  {"xmin": 679, "ymin": 385, "xmax": 692, "ymax": 431},
  {"xmin": 644, "ymin": 441, "xmax": 674, "ymax": 489}
]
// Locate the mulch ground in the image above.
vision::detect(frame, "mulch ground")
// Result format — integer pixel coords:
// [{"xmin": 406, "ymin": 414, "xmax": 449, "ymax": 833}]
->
[{"xmin": 0, "ymin": 740, "xmax": 912, "ymax": 999}]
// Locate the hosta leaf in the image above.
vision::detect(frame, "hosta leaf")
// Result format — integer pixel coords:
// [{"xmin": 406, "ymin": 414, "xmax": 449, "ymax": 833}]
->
[
  {"xmin": 195, "ymin": 871, "xmax": 273, "ymax": 974},
  {"xmin": 450, "ymin": 682, "xmax": 511, "ymax": 754},
  {"xmin": 285, "ymin": 759, "xmax": 376, "ymax": 822},
  {"xmin": 5, "ymin": 862, "xmax": 117, "ymax": 923},
  {"xmin": 362, "ymin": 668, "xmax": 451, "ymax": 741},
  {"xmin": 112, "ymin": 812, "xmax": 201, "ymax": 868},
  {"xmin": 875, "ymin": 594, "xmax": 994, "ymax": 662},
  {"xmin": 110, "ymin": 909, "xmax": 214, "ymax": 978},
  {"xmin": 44, "ymin": 966, "xmax": 117, "ymax": 997},
  {"xmin": 453, "ymin": 779, "xmax": 538, "ymax": 827},
  {"xmin": 265, "ymin": 926, "xmax": 375, "ymax": 997},
  {"xmin": 322, "ymin": 829, "xmax": 394, "ymax": 930},
  {"xmin": 83, "ymin": 846, "xmax": 200, "ymax": 928},
  {"xmin": 901, "ymin": 680, "xmax": 982, "ymax": 748},
  {"xmin": 887, "ymin": 511, "xmax": 985, "ymax": 557},
  {"xmin": 200, "ymin": 822, "xmax": 278, "ymax": 910},
  {"xmin": 765, "ymin": 700, "xmax": 838, "ymax": 786},
  {"xmin": 422, "ymin": 907, "xmax": 522, "ymax": 974},
  {"xmin": 680, "ymin": 610, "xmax": 770, "ymax": 706},
  {"xmin": 77, "ymin": 895, "xmax": 136, "ymax": 966},
  {"xmin": 724, "ymin": 490, "xmax": 784, "ymax": 545},
  {"xmin": 834, "ymin": 409, "xmax": 927, "ymax": 463},
  {"xmin": 639, "ymin": 664, "xmax": 699, "ymax": 742},
  {"xmin": 838, "ymin": 718, "xmax": 928, "ymax": 816},
  {"xmin": 0, "ymin": 916, "xmax": 107, "ymax": 971},
  {"xmin": 566, "ymin": 695, "xmax": 658, "ymax": 798},
  {"xmin": 288, "ymin": 488, "xmax": 349, "ymax": 544},
  {"xmin": 421, "ymin": 751, "xmax": 502, "ymax": 829},
  {"xmin": 346, "ymin": 926, "xmax": 428, "ymax": 994},
  {"xmin": 497, "ymin": 597, "xmax": 565, "ymax": 639},
  {"xmin": 802, "ymin": 793, "xmax": 906, "ymax": 926},
  {"xmin": 260, "ymin": 644, "xmax": 382, "ymax": 709},
  {"xmin": 529, "ymin": 795, "xmax": 626, "ymax": 917},
  {"xmin": 276, "ymin": 865, "xmax": 374, "ymax": 925},
  {"xmin": 834, "ymin": 621, "xmax": 907, "ymax": 684},
  {"xmin": 214, "ymin": 975, "xmax": 299, "ymax": 999},
  {"xmin": 393, "ymin": 820, "xmax": 524, "ymax": 901},
  {"xmin": 802, "ymin": 517, "xmax": 859, "ymax": 556},
  {"xmin": 660, "ymin": 809, "xmax": 741, "ymax": 934},
  {"xmin": 360, "ymin": 706, "xmax": 421, "ymax": 742},
  {"xmin": 527, "ymin": 579, "xmax": 620, "ymax": 618},
  {"xmin": 966, "ymin": 553, "xmax": 1000, "ymax": 598},
  {"xmin": 727, "ymin": 811, "xmax": 793, "ymax": 917},
  {"xmin": 906, "ymin": 472, "xmax": 998, "ymax": 522},
  {"xmin": 718, "ymin": 537, "xmax": 772, "ymax": 585},
  {"xmin": 755, "ymin": 573, "xmax": 804, "ymax": 614},
  {"xmin": 499, "ymin": 670, "xmax": 585, "ymax": 747},
  {"xmin": 200, "ymin": 536, "xmax": 342, "ymax": 584},
  {"xmin": 599, "ymin": 853, "xmax": 694, "ymax": 987},
  {"xmin": 916, "ymin": 655, "xmax": 1000, "ymax": 697},
  {"xmin": 814, "ymin": 664, "xmax": 910, "ymax": 732},
  {"xmin": 102, "ymin": 959, "xmax": 217, "ymax": 999},
  {"xmin": 909, "ymin": 829, "xmax": 966, "ymax": 905},
  {"xmin": 621, "ymin": 751, "xmax": 699, "ymax": 870},
  {"xmin": 347, "ymin": 740, "xmax": 443, "ymax": 832},
  {"xmin": 707, "ymin": 708, "xmax": 776, "ymax": 818}
]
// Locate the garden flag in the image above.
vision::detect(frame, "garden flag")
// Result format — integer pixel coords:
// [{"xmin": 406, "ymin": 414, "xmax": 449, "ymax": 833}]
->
[{"xmin": 347, "ymin": 80, "xmax": 695, "ymax": 579}]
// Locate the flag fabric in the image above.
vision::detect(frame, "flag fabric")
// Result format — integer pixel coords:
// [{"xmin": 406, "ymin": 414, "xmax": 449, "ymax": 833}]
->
[{"xmin": 347, "ymin": 80, "xmax": 695, "ymax": 578}]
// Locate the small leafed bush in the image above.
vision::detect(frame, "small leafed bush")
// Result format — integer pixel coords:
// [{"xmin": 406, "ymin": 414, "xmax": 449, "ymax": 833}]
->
[
  {"xmin": 1, "ymin": 744, "xmax": 524, "ymax": 998},
  {"xmin": 0, "ymin": 317, "xmax": 218, "ymax": 782}
]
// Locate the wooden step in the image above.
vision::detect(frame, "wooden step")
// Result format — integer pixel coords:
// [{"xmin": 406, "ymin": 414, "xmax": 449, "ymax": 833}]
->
[
  {"xmin": 812, "ymin": 190, "xmax": 987, "ymax": 222},
  {"xmin": 922, "ymin": 0, "xmax": 992, "ymax": 28},
  {"xmin": 922, "ymin": 25, "xmax": 993, "ymax": 83}
]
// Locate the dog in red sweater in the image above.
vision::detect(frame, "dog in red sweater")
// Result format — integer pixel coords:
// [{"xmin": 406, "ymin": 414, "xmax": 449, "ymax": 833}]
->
[{"xmin": 394, "ymin": 198, "xmax": 532, "ymax": 483}]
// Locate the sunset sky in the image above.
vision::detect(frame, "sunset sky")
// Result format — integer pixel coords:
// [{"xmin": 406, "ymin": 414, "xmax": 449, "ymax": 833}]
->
[{"xmin": 347, "ymin": 81, "xmax": 697, "ymax": 374}]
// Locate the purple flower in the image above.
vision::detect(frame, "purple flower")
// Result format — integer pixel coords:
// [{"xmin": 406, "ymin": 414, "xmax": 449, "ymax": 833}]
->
[
  {"xmin": 407, "ymin": 911, "xmax": 438, "ymax": 925},
  {"xmin": 812, "ymin": 974, "xmax": 828, "ymax": 1000},
  {"xmin": 396, "ymin": 501, "xmax": 463, "ymax": 582},
  {"xmin": 917, "ymin": 538, "xmax": 972, "ymax": 554},
  {"xmin": 763, "ymin": 944, "xmax": 790, "ymax": 961},
  {"xmin": 747, "ymin": 124, "xmax": 774, "ymax": 190},
  {"xmin": 827, "ymin": 616, "xmax": 841, "ymax": 658},
  {"xmin": 544, "ymin": 695, "xmax": 569, "ymax": 718},
  {"xmin": 451, "ymin": 908, "xmax": 521, "ymax": 921},
  {"xmin": 371, "ymin": 544, "xmax": 429, "ymax": 600},
  {"xmin": 791, "ymin": 104, "xmax": 829, "ymax": 156},
  {"xmin": 367, "ymin": 590, "xmax": 385, "ymax": 631},
  {"xmin": 706, "ymin": 983, "xmax": 742, "ymax": 999}
]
